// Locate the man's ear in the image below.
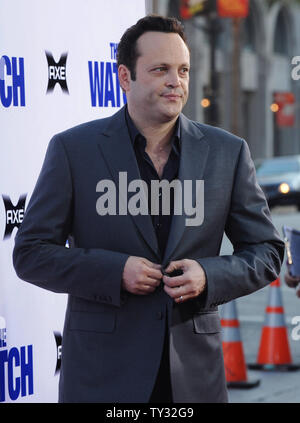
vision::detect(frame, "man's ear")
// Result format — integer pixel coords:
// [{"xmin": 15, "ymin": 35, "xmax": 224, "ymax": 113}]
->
[{"xmin": 118, "ymin": 64, "xmax": 131, "ymax": 92}]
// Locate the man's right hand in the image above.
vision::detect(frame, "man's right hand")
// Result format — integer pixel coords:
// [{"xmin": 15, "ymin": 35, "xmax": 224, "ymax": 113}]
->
[{"xmin": 121, "ymin": 256, "xmax": 162, "ymax": 295}]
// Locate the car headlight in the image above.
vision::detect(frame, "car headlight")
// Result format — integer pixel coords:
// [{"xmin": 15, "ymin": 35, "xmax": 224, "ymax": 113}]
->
[{"xmin": 278, "ymin": 182, "xmax": 290, "ymax": 194}]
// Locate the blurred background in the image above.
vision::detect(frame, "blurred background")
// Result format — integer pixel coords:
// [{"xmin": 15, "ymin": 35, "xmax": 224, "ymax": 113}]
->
[
  {"xmin": 144, "ymin": 0, "xmax": 300, "ymax": 403},
  {"xmin": 146, "ymin": 0, "xmax": 300, "ymax": 160}
]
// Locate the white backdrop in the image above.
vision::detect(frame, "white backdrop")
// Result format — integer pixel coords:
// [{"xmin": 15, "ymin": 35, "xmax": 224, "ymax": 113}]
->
[{"xmin": 0, "ymin": 0, "xmax": 145, "ymax": 402}]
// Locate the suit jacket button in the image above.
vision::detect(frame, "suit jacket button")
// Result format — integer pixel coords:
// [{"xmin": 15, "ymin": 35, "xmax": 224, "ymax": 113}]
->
[{"xmin": 156, "ymin": 311, "xmax": 164, "ymax": 320}]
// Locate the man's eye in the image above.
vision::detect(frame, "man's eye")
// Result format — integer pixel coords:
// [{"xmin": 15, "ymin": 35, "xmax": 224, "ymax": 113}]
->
[
  {"xmin": 181, "ymin": 67, "xmax": 189, "ymax": 74},
  {"xmin": 153, "ymin": 67, "xmax": 167, "ymax": 72}
]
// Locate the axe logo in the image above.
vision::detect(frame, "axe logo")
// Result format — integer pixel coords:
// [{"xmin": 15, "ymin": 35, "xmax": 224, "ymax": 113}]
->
[
  {"xmin": 2, "ymin": 194, "xmax": 26, "ymax": 240},
  {"xmin": 45, "ymin": 51, "xmax": 69, "ymax": 94}
]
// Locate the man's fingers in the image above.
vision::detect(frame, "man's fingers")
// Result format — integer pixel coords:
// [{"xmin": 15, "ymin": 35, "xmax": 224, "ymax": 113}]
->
[
  {"xmin": 141, "ymin": 259, "xmax": 162, "ymax": 279},
  {"xmin": 164, "ymin": 283, "xmax": 182, "ymax": 295},
  {"xmin": 163, "ymin": 273, "xmax": 185, "ymax": 287},
  {"xmin": 174, "ymin": 293, "xmax": 192, "ymax": 303},
  {"xmin": 164, "ymin": 283, "xmax": 188, "ymax": 299},
  {"xmin": 147, "ymin": 267, "xmax": 163, "ymax": 280},
  {"xmin": 164, "ymin": 283, "xmax": 196, "ymax": 303},
  {"xmin": 164, "ymin": 260, "xmax": 186, "ymax": 273},
  {"xmin": 163, "ymin": 260, "xmax": 188, "ymax": 286},
  {"xmin": 151, "ymin": 263, "xmax": 162, "ymax": 270},
  {"xmin": 144, "ymin": 277, "xmax": 161, "ymax": 287},
  {"xmin": 122, "ymin": 257, "xmax": 163, "ymax": 296},
  {"xmin": 142, "ymin": 258, "xmax": 161, "ymax": 270}
]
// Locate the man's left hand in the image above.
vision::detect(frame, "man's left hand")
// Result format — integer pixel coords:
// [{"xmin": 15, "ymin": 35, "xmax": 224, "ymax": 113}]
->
[{"xmin": 163, "ymin": 259, "xmax": 206, "ymax": 303}]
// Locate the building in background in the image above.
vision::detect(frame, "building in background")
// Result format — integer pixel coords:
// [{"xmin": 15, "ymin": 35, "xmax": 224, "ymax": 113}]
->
[{"xmin": 145, "ymin": 0, "xmax": 300, "ymax": 160}]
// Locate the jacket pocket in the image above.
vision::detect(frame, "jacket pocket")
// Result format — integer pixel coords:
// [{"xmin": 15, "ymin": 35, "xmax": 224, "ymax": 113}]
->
[
  {"xmin": 192, "ymin": 311, "xmax": 221, "ymax": 334},
  {"xmin": 68, "ymin": 310, "xmax": 116, "ymax": 333}
]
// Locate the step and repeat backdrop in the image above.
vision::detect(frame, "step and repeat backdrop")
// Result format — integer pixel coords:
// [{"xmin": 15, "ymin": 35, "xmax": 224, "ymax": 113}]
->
[{"xmin": 0, "ymin": 0, "xmax": 145, "ymax": 402}]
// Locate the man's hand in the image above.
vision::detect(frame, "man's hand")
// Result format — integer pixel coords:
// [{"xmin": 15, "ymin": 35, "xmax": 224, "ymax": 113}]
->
[
  {"xmin": 122, "ymin": 256, "xmax": 163, "ymax": 295},
  {"xmin": 285, "ymin": 268, "xmax": 300, "ymax": 298},
  {"xmin": 284, "ymin": 269, "xmax": 300, "ymax": 288},
  {"xmin": 163, "ymin": 259, "xmax": 206, "ymax": 303}
]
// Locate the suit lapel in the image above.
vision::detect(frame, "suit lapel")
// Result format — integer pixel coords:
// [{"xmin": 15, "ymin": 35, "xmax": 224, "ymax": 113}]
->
[
  {"xmin": 97, "ymin": 107, "xmax": 160, "ymax": 259},
  {"xmin": 163, "ymin": 114, "xmax": 209, "ymax": 265},
  {"xmin": 97, "ymin": 108, "xmax": 209, "ymax": 264}
]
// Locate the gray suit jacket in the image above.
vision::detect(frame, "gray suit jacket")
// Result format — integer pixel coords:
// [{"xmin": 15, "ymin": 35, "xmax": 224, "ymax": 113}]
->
[{"xmin": 13, "ymin": 107, "xmax": 284, "ymax": 403}]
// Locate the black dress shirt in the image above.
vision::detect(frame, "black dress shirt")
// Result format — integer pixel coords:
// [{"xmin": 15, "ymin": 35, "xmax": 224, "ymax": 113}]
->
[{"xmin": 125, "ymin": 107, "xmax": 181, "ymax": 259}]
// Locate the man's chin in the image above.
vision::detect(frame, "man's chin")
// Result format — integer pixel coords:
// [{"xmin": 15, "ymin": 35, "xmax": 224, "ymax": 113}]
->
[{"xmin": 159, "ymin": 104, "xmax": 183, "ymax": 121}]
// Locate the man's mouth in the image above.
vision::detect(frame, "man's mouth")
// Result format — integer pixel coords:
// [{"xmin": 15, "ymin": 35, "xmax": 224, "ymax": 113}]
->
[{"xmin": 162, "ymin": 93, "xmax": 182, "ymax": 100}]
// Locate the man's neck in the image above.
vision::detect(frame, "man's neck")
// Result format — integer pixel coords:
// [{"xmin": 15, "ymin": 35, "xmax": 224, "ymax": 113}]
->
[{"xmin": 127, "ymin": 108, "xmax": 178, "ymax": 153}]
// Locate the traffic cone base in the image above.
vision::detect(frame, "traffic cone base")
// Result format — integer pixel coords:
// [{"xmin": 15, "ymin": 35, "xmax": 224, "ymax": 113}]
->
[
  {"xmin": 248, "ymin": 279, "xmax": 300, "ymax": 372},
  {"xmin": 222, "ymin": 341, "xmax": 260, "ymax": 389},
  {"xmin": 227, "ymin": 379, "xmax": 260, "ymax": 389},
  {"xmin": 248, "ymin": 363, "xmax": 300, "ymax": 371}
]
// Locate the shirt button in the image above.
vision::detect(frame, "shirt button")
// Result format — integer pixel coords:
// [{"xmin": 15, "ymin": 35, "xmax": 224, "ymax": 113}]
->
[{"xmin": 156, "ymin": 223, "xmax": 162, "ymax": 229}]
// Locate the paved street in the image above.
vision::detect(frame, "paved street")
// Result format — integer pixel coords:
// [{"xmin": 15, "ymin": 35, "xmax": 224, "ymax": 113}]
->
[{"xmin": 219, "ymin": 206, "xmax": 300, "ymax": 403}]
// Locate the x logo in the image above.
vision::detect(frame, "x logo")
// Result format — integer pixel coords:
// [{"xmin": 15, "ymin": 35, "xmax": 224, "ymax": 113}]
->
[
  {"xmin": 45, "ymin": 51, "xmax": 69, "ymax": 93},
  {"xmin": 2, "ymin": 194, "xmax": 27, "ymax": 239}
]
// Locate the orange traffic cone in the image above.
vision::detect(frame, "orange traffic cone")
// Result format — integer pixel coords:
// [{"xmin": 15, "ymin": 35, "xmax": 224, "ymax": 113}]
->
[
  {"xmin": 248, "ymin": 278, "xmax": 300, "ymax": 371},
  {"xmin": 221, "ymin": 300, "xmax": 260, "ymax": 388}
]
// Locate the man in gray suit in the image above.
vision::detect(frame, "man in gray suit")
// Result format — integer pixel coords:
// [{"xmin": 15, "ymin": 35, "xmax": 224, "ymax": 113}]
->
[{"xmin": 13, "ymin": 15, "xmax": 284, "ymax": 403}]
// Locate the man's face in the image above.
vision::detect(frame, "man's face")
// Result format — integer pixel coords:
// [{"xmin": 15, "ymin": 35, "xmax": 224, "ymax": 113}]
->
[{"xmin": 121, "ymin": 31, "xmax": 190, "ymax": 124}]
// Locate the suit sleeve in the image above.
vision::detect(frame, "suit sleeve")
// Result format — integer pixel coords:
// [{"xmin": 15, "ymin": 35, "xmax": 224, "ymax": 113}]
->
[
  {"xmin": 13, "ymin": 135, "xmax": 129, "ymax": 307},
  {"xmin": 196, "ymin": 139, "xmax": 285, "ymax": 308}
]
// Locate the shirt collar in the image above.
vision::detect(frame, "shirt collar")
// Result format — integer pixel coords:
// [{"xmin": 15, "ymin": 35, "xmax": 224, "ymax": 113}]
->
[{"xmin": 125, "ymin": 105, "xmax": 181, "ymax": 155}]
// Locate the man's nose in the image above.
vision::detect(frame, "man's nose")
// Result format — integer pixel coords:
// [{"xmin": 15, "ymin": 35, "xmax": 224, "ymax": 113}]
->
[{"xmin": 166, "ymin": 71, "xmax": 181, "ymax": 88}]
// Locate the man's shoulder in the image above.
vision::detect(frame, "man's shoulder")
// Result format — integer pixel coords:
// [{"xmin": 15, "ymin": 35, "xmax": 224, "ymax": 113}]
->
[
  {"xmin": 52, "ymin": 107, "xmax": 125, "ymax": 147},
  {"xmin": 55, "ymin": 115, "xmax": 113, "ymax": 141},
  {"xmin": 183, "ymin": 116, "xmax": 245, "ymax": 148},
  {"xmin": 187, "ymin": 118, "xmax": 244, "ymax": 147}
]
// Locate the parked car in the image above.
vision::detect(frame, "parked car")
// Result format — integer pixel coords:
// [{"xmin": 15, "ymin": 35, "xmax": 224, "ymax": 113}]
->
[{"xmin": 256, "ymin": 155, "xmax": 300, "ymax": 209}]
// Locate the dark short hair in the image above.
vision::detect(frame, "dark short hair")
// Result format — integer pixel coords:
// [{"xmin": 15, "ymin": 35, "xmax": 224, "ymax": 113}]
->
[{"xmin": 117, "ymin": 14, "xmax": 188, "ymax": 81}]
